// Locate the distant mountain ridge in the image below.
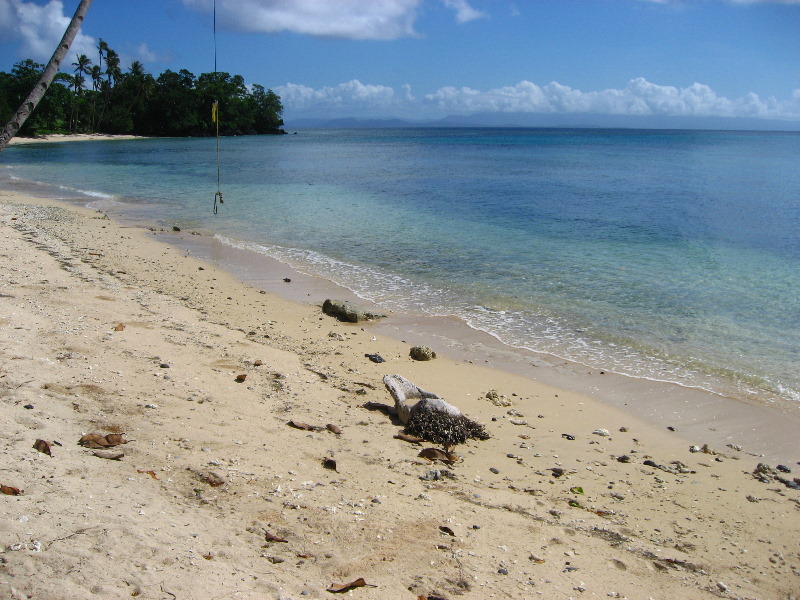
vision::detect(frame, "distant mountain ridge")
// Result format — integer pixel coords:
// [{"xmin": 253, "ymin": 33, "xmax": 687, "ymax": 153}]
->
[{"xmin": 286, "ymin": 112, "xmax": 800, "ymax": 132}]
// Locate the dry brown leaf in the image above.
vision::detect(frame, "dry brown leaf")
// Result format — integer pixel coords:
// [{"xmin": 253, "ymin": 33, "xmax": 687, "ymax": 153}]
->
[
  {"xmin": 235, "ymin": 374, "xmax": 247, "ymax": 383},
  {"xmin": 33, "ymin": 439, "xmax": 52, "ymax": 456},
  {"xmin": 264, "ymin": 531, "xmax": 288, "ymax": 543},
  {"xmin": 79, "ymin": 433, "xmax": 127, "ymax": 448},
  {"xmin": 114, "ymin": 323, "xmax": 125, "ymax": 331},
  {"xmin": 326, "ymin": 424, "xmax": 342, "ymax": 435},
  {"xmin": 438, "ymin": 525, "xmax": 456, "ymax": 537},
  {"xmin": 288, "ymin": 420, "xmax": 316, "ymax": 431},
  {"xmin": 137, "ymin": 469, "xmax": 159, "ymax": 480},
  {"xmin": 253, "ymin": 359, "xmax": 264, "ymax": 366},
  {"xmin": 93, "ymin": 450, "xmax": 124, "ymax": 460},
  {"xmin": 78, "ymin": 433, "xmax": 108, "ymax": 449},
  {"xmin": 1, "ymin": 485, "xmax": 22, "ymax": 496},
  {"xmin": 418, "ymin": 448, "xmax": 457, "ymax": 463},
  {"xmin": 103, "ymin": 433, "xmax": 127, "ymax": 446},
  {"xmin": 326, "ymin": 578, "xmax": 375, "ymax": 593},
  {"xmin": 394, "ymin": 432, "xmax": 424, "ymax": 443}
]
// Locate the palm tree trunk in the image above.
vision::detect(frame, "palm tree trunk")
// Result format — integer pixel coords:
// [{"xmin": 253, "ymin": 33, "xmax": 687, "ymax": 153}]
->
[{"xmin": 0, "ymin": 0, "xmax": 93, "ymax": 151}]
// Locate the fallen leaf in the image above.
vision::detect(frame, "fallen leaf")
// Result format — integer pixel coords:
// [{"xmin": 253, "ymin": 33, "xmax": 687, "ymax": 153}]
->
[
  {"xmin": 137, "ymin": 469, "xmax": 159, "ymax": 480},
  {"xmin": 438, "ymin": 525, "xmax": 455, "ymax": 536},
  {"xmin": 93, "ymin": 450, "xmax": 124, "ymax": 460},
  {"xmin": 253, "ymin": 359, "xmax": 264, "ymax": 366},
  {"xmin": 570, "ymin": 486, "xmax": 585, "ymax": 495},
  {"xmin": 288, "ymin": 420, "xmax": 316, "ymax": 431},
  {"xmin": 419, "ymin": 448, "xmax": 457, "ymax": 463},
  {"xmin": 79, "ymin": 433, "xmax": 128, "ymax": 448},
  {"xmin": 235, "ymin": 374, "xmax": 247, "ymax": 383},
  {"xmin": 327, "ymin": 578, "xmax": 375, "ymax": 593},
  {"xmin": 33, "ymin": 439, "xmax": 52, "ymax": 456},
  {"xmin": 322, "ymin": 457, "xmax": 337, "ymax": 471},
  {"xmin": 114, "ymin": 323, "xmax": 125, "ymax": 331},
  {"xmin": 394, "ymin": 432, "xmax": 424, "ymax": 443},
  {"xmin": 264, "ymin": 531, "xmax": 288, "ymax": 543},
  {"xmin": 1, "ymin": 485, "xmax": 22, "ymax": 496},
  {"xmin": 326, "ymin": 424, "xmax": 342, "ymax": 435}
]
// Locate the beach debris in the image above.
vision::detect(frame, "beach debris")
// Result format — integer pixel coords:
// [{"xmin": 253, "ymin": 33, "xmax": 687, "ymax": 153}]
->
[
  {"xmin": 78, "ymin": 432, "xmax": 127, "ymax": 448},
  {"xmin": 619, "ymin": 426, "xmax": 628, "ymax": 432},
  {"xmin": 190, "ymin": 468, "xmax": 226, "ymax": 488},
  {"xmin": 1, "ymin": 485, "xmax": 22, "ymax": 496},
  {"xmin": 383, "ymin": 374, "xmax": 442, "ymax": 424},
  {"xmin": 616, "ymin": 455, "xmax": 632, "ymax": 463},
  {"xmin": 365, "ymin": 353, "xmax": 385, "ymax": 363},
  {"xmin": 288, "ymin": 420, "xmax": 320, "ymax": 431},
  {"xmin": 561, "ymin": 434, "xmax": 575, "ymax": 441},
  {"xmin": 394, "ymin": 432, "xmax": 424, "ymax": 443},
  {"xmin": 92, "ymin": 450, "xmax": 124, "ymax": 460},
  {"xmin": 570, "ymin": 486, "xmax": 585, "ymax": 495},
  {"xmin": 409, "ymin": 345, "xmax": 437, "ymax": 361},
  {"xmin": 529, "ymin": 554, "xmax": 546, "ymax": 564},
  {"xmin": 326, "ymin": 423, "xmax": 342, "ymax": 435},
  {"xmin": 485, "ymin": 389, "xmax": 513, "ymax": 406},
  {"xmin": 322, "ymin": 299, "xmax": 385, "ymax": 323},
  {"xmin": 421, "ymin": 469, "xmax": 456, "ymax": 481},
  {"xmin": 264, "ymin": 530, "xmax": 288, "ymax": 543},
  {"xmin": 549, "ymin": 468, "xmax": 566, "ymax": 478},
  {"xmin": 253, "ymin": 359, "xmax": 264, "ymax": 366},
  {"xmin": 283, "ymin": 277, "xmax": 291, "ymax": 282},
  {"xmin": 592, "ymin": 428, "xmax": 611, "ymax": 437},
  {"xmin": 322, "ymin": 457, "xmax": 338, "ymax": 471},
  {"xmin": 114, "ymin": 323, "xmax": 125, "ymax": 331},
  {"xmin": 418, "ymin": 447, "xmax": 458, "ymax": 463},
  {"xmin": 776, "ymin": 464, "xmax": 792, "ymax": 473},
  {"xmin": 327, "ymin": 578, "xmax": 375, "ymax": 593},
  {"xmin": 33, "ymin": 439, "xmax": 52, "ymax": 456},
  {"xmin": 235, "ymin": 374, "xmax": 247, "ymax": 383},
  {"xmin": 405, "ymin": 397, "xmax": 489, "ymax": 450},
  {"xmin": 438, "ymin": 525, "xmax": 456, "ymax": 537},
  {"xmin": 137, "ymin": 469, "xmax": 159, "ymax": 480}
]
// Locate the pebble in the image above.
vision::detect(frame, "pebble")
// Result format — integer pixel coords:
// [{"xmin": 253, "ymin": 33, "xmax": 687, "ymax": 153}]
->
[
  {"xmin": 498, "ymin": 568, "xmax": 508, "ymax": 575},
  {"xmin": 592, "ymin": 429, "xmax": 611, "ymax": 437},
  {"xmin": 489, "ymin": 467, "xmax": 500, "ymax": 474}
]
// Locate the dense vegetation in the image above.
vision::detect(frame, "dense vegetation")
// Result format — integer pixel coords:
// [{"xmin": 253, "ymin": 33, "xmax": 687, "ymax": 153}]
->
[{"xmin": 0, "ymin": 41, "xmax": 284, "ymax": 138}]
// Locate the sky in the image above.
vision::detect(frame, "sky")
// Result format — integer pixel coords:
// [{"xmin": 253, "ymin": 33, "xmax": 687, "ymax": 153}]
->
[{"xmin": 1, "ymin": 0, "xmax": 800, "ymax": 128}]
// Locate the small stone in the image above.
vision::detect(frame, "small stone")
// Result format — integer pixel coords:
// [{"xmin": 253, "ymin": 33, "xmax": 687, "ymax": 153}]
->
[
  {"xmin": 592, "ymin": 429, "xmax": 611, "ymax": 437},
  {"xmin": 717, "ymin": 582, "xmax": 728, "ymax": 592},
  {"xmin": 498, "ymin": 568, "xmax": 508, "ymax": 575},
  {"xmin": 489, "ymin": 467, "xmax": 500, "ymax": 474},
  {"xmin": 23, "ymin": 404, "xmax": 34, "ymax": 410}
]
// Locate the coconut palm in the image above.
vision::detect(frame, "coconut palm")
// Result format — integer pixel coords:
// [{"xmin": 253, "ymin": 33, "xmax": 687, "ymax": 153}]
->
[{"xmin": 0, "ymin": 0, "xmax": 93, "ymax": 150}]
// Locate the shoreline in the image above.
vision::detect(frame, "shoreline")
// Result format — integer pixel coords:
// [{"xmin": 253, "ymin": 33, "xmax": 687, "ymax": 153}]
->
[
  {"xmin": 1, "ymin": 189, "xmax": 798, "ymax": 598},
  {"xmin": 6, "ymin": 133, "xmax": 149, "ymax": 146},
  {"xmin": 160, "ymin": 226, "xmax": 800, "ymax": 464}
]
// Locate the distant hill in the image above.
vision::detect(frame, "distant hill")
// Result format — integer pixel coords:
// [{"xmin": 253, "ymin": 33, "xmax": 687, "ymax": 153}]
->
[{"xmin": 286, "ymin": 112, "xmax": 800, "ymax": 132}]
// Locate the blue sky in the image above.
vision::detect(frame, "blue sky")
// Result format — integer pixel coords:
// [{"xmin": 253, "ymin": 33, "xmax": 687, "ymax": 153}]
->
[{"xmin": 1, "ymin": 0, "xmax": 799, "ymax": 127}]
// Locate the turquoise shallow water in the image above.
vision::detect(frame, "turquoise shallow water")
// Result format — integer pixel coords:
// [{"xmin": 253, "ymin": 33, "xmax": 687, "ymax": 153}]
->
[{"xmin": 3, "ymin": 128, "xmax": 799, "ymax": 404}]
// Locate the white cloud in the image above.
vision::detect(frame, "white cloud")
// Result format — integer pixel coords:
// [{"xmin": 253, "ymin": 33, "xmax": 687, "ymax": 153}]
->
[
  {"xmin": 442, "ymin": 0, "xmax": 486, "ymax": 23},
  {"xmin": 181, "ymin": 0, "xmax": 484, "ymax": 40},
  {"xmin": 276, "ymin": 80, "xmax": 396, "ymax": 109},
  {"xmin": 0, "ymin": 0, "xmax": 96, "ymax": 63},
  {"xmin": 278, "ymin": 77, "xmax": 800, "ymax": 122}
]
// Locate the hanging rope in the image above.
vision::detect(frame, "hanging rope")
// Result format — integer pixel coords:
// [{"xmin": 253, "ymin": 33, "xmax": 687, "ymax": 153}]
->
[{"xmin": 212, "ymin": 0, "xmax": 223, "ymax": 214}]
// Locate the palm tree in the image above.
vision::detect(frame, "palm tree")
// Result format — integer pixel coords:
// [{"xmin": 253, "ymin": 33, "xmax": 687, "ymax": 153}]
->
[
  {"xmin": 71, "ymin": 54, "xmax": 92, "ymax": 131},
  {"xmin": 0, "ymin": 0, "xmax": 93, "ymax": 150}
]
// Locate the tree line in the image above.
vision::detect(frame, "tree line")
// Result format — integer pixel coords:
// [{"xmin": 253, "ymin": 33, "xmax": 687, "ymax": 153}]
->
[{"xmin": 0, "ymin": 39, "xmax": 285, "ymax": 138}]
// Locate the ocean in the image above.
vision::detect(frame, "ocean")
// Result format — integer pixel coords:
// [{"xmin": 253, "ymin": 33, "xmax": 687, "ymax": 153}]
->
[{"xmin": 3, "ymin": 128, "xmax": 799, "ymax": 406}]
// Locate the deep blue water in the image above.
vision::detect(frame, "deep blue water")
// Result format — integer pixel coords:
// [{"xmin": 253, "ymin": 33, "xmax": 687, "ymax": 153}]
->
[{"xmin": 3, "ymin": 128, "xmax": 799, "ymax": 403}]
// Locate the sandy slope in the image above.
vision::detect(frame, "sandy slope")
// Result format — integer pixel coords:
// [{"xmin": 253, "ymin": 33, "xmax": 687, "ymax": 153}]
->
[{"xmin": 0, "ymin": 192, "xmax": 798, "ymax": 600}]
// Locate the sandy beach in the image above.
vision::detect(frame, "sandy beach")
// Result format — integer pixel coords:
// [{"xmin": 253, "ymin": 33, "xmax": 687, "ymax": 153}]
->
[
  {"xmin": 6, "ymin": 134, "xmax": 148, "ymax": 146},
  {"xmin": 1, "ymin": 183, "xmax": 799, "ymax": 599}
]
